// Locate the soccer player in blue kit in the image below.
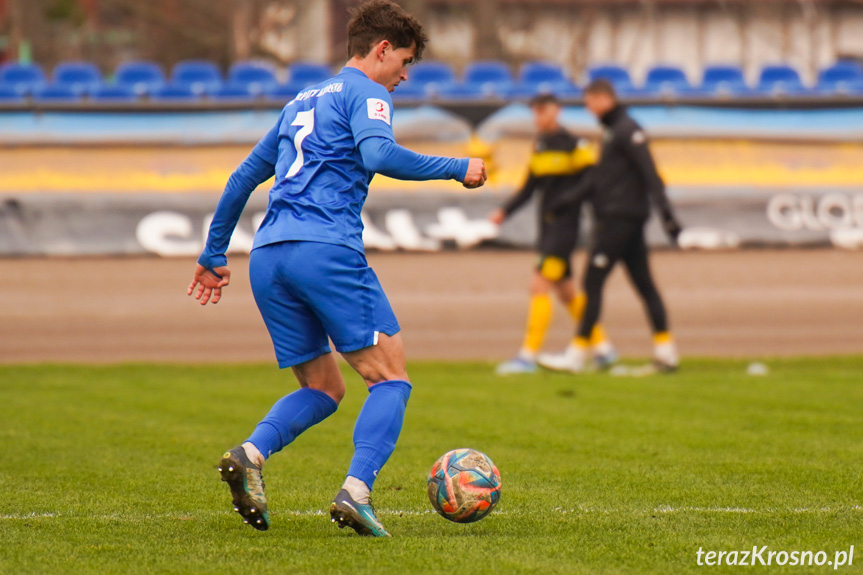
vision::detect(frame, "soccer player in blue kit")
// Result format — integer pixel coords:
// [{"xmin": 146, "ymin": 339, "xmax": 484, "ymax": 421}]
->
[{"xmin": 187, "ymin": 0, "xmax": 486, "ymax": 537}]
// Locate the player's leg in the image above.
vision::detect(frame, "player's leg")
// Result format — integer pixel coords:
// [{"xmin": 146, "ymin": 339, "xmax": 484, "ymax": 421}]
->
[
  {"xmin": 218, "ymin": 242, "xmax": 342, "ymax": 531},
  {"xmin": 496, "ymin": 262, "xmax": 556, "ymax": 375},
  {"xmin": 296, "ymin": 243, "xmax": 407, "ymax": 536},
  {"xmin": 551, "ymin": 262, "xmax": 617, "ymax": 369},
  {"xmin": 538, "ymin": 220, "xmax": 630, "ymax": 373},
  {"xmin": 621, "ymin": 226, "xmax": 679, "ymax": 371}
]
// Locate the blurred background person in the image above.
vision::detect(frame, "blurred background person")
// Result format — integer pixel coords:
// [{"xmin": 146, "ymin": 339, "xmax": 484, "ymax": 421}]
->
[
  {"xmin": 539, "ymin": 79, "xmax": 682, "ymax": 374},
  {"xmin": 490, "ymin": 92, "xmax": 615, "ymax": 375}
]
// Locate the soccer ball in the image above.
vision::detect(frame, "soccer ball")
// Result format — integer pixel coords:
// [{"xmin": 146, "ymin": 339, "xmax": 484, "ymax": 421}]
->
[{"xmin": 427, "ymin": 448, "xmax": 501, "ymax": 523}]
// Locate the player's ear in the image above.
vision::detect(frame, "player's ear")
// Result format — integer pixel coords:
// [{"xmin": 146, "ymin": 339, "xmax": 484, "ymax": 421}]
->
[{"xmin": 375, "ymin": 40, "xmax": 390, "ymax": 61}]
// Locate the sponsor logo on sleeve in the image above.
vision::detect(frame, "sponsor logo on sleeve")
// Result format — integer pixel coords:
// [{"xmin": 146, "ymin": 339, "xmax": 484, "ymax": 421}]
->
[{"xmin": 367, "ymin": 98, "xmax": 391, "ymax": 125}]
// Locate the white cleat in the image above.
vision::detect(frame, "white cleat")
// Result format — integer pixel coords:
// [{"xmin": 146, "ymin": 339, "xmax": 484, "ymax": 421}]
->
[
  {"xmin": 654, "ymin": 341, "xmax": 680, "ymax": 372},
  {"xmin": 537, "ymin": 346, "xmax": 587, "ymax": 373},
  {"xmin": 592, "ymin": 341, "xmax": 618, "ymax": 370},
  {"xmin": 495, "ymin": 357, "xmax": 537, "ymax": 375}
]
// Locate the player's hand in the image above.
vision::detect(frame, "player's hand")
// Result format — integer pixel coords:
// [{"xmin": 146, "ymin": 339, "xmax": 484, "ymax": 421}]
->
[
  {"xmin": 187, "ymin": 264, "xmax": 231, "ymax": 305},
  {"xmin": 462, "ymin": 158, "xmax": 487, "ymax": 189},
  {"xmin": 488, "ymin": 208, "xmax": 505, "ymax": 225},
  {"xmin": 661, "ymin": 210, "xmax": 683, "ymax": 245}
]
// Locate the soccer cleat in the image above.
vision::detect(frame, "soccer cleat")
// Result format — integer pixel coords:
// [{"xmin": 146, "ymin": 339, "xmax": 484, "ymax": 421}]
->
[
  {"xmin": 329, "ymin": 489, "xmax": 391, "ymax": 537},
  {"xmin": 654, "ymin": 341, "xmax": 680, "ymax": 373},
  {"xmin": 219, "ymin": 446, "xmax": 270, "ymax": 531},
  {"xmin": 495, "ymin": 357, "xmax": 537, "ymax": 375},
  {"xmin": 537, "ymin": 345, "xmax": 587, "ymax": 373},
  {"xmin": 592, "ymin": 343, "xmax": 619, "ymax": 370}
]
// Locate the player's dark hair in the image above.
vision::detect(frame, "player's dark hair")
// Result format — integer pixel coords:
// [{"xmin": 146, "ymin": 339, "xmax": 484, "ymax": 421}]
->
[
  {"xmin": 529, "ymin": 92, "xmax": 560, "ymax": 108},
  {"xmin": 347, "ymin": 0, "xmax": 428, "ymax": 61},
  {"xmin": 584, "ymin": 78, "xmax": 617, "ymax": 99}
]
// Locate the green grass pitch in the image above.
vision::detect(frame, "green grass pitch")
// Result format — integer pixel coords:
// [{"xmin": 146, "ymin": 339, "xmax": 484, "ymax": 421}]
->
[{"xmin": 1, "ymin": 358, "xmax": 861, "ymax": 574}]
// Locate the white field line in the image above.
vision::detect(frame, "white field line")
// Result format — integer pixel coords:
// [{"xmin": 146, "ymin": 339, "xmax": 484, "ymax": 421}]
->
[{"xmin": 2, "ymin": 506, "xmax": 862, "ymax": 521}]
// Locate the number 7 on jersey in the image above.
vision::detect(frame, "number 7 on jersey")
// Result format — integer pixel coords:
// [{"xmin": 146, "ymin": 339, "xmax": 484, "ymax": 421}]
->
[{"xmin": 285, "ymin": 108, "xmax": 315, "ymax": 179}]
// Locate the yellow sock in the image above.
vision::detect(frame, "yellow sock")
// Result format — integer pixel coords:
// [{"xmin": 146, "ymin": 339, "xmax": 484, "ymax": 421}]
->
[
  {"xmin": 570, "ymin": 336, "xmax": 590, "ymax": 350},
  {"xmin": 567, "ymin": 293, "xmax": 586, "ymax": 322},
  {"xmin": 653, "ymin": 331, "xmax": 673, "ymax": 345},
  {"xmin": 589, "ymin": 324, "xmax": 607, "ymax": 346},
  {"xmin": 521, "ymin": 294, "xmax": 553, "ymax": 353}
]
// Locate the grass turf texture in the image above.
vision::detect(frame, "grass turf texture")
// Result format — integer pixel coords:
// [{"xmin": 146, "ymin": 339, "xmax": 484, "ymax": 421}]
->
[{"xmin": 1, "ymin": 358, "xmax": 861, "ymax": 574}]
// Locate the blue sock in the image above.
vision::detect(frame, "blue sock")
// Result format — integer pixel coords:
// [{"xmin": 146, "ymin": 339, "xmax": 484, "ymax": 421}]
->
[
  {"xmin": 347, "ymin": 379, "xmax": 412, "ymax": 490},
  {"xmin": 247, "ymin": 387, "xmax": 338, "ymax": 459}
]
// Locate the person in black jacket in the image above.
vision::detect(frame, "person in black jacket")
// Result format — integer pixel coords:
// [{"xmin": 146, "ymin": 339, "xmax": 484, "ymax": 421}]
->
[
  {"xmin": 538, "ymin": 79, "xmax": 682, "ymax": 373},
  {"xmin": 490, "ymin": 93, "xmax": 615, "ymax": 375}
]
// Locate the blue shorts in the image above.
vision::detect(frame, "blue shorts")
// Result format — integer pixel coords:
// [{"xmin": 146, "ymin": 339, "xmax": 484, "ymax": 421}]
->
[{"xmin": 249, "ymin": 241, "xmax": 401, "ymax": 368}]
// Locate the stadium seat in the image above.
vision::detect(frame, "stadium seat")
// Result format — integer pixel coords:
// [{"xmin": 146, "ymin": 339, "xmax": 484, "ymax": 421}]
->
[
  {"xmin": 151, "ymin": 83, "xmax": 202, "ymax": 101},
  {"xmin": 285, "ymin": 62, "xmax": 332, "ymax": 93},
  {"xmin": 643, "ymin": 65, "xmax": 692, "ymax": 96},
  {"xmin": 227, "ymin": 61, "xmax": 279, "ymax": 97},
  {"xmin": 817, "ymin": 61, "xmax": 863, "ymax": 94},
  {"xmin": 211, "ymin": 83, "xmax": 259, "ymax": 101},
  {"xmin": 115, "ymin": 61, "xmax": 167, "ymax": 96},
  {"xmin": 0, "ymin": 84, "xmax": 25, "ymax": 102},
  {"xmin": 442, "ymin": 61, "xmax": 515, "ymax": 99},
  {"xmin": 390, "ymin": 81, "xmax": 428, "ymax": 102},
  {"xmin": 171, "ymin": 60, "xmax": 223, "ymax": 96},
  {"xmin": 404, "ymin": 61, "xmax": 456, "ymax": 97},
  {"xmin": 89, "ymin": 84, "xmax": 139, "ymax": 102},
  {"xmin": 756, "ymin": 65, "xmax": 808, "ymax": 95},
  {"xmin": 0, "ymin": 63, "xmax": 47, "ymax": 96},
  {"xmin": 510, "ymin": 61, "xmax": 580, "ymax": 99},
  {"xmin": 587, "ymin": 64, "xmax": 637, "ymax": 95},
  {"xmin": 699, "ymin": 64, "xmax": 750, "ymax": 96},
  {"xmin": 33, "ymin": 84, "xmax": 83, "ymax": 102},
  {"xmin": 52, "ymin": 62, "xmax": 103, "ymax": 95},
  {"xmin": 267, "ymin": 83, "xmax": 300, "ymax": 103}
]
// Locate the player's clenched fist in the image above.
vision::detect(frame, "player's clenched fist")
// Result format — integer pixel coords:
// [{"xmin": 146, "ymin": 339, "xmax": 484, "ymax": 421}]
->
[{"xmin": 462, "ymin": 158, "xmax": 487, "ymax": 189}]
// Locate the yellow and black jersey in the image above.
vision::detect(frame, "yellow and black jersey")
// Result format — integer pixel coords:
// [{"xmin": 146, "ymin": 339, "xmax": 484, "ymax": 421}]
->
[{"xmin": 501, "ymin": 127, "xmax": 596, "ymax": 258}]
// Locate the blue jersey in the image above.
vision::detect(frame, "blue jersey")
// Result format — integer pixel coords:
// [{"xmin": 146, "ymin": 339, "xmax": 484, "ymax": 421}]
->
[
  {"xmin": 254, "ymin": 67, "xmax": 396, "ymax": 253},
  {"xmin": 199, "ymin": 67, "xmax": 466, "ymax": 271}
]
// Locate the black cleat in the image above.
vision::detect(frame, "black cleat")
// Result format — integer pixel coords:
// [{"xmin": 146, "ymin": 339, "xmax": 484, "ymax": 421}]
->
[{"xmin": 218, "ymin": 446, "xmax": 270, "ymax": 531}]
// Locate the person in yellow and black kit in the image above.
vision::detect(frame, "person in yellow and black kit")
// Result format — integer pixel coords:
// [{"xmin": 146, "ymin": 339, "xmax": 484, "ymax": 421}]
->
[
  {"xmin": 539, "ymin": 79, "xmax": 682, "ymax": 373},
  {"xmin": 490, "ymin": 93, "xmax": 616, "ymax": 375}
]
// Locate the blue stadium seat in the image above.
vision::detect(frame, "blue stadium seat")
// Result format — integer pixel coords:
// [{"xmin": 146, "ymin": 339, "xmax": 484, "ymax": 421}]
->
[
  {"xmin": 151, "ymin": 83, "xmax": 202, "ymax": 101},
  {"xmin": 390, "ymin": 81, "xmax": 429, "ymax": 102},
  {"xmin": 33, "ymin": 84, "xmax": 83, "ymax": 102},
  {"xmin": 267, "ymin": 83, "xmax": 300, "ymax": 103},
  {"xmin": 0, "ymin": 84, "xmax": 25, "ymax": 102},
  {"xmin": 227, "ymin": 61, "xmax": 279, "ymax": 97},
  {"xmin": 643, "ymin": 65, "xmax": 692, "ymax": 96},
  {"xmin": 446, "ymin": 61, "xmax": 515, "ymax": 99},
  {"xmin": 89, "ymin": 84, "xmax": 139, "ymax": 102},
  {"xmin": 52, "ymin": 62, "xmax": 102, "ymax": 95},
  {"xmin": 115, "ymin": 61, "xmax": 166, "ymax": 96},
  {"xmin": 285, "ymin": 62, "xmax": 332, "ymax": 93},
  {"xmin": 211, "ymin": 83, "xmax": 258, "ymax": 101},
  {"xmin": 756, "ymin": 65, "xmax": 808, "ymax": 95},
  {"xmin": 699, "ymin": 65, "xmax": 750, "ymax": 96},
  {"xmin": 817, "ymin": 61, "xmax": 863, "ymax": 94},
  {"xmin": 510, "ymin": 61, "xmax": 579, "ymax": 99},
  {"xmin": 404, "ymin": 61, "xmax": 456, "ymax": 97},
  {"xmin": 587, "ymin": 64, "xmax": 636, "ymax": 95},
  {"xmin": 0, "ymin": 63, "xmax": 47, "ymax": 96},
  {"xmin": 171, "ymin": 60, "xmax": 223, "ymax": 96}
]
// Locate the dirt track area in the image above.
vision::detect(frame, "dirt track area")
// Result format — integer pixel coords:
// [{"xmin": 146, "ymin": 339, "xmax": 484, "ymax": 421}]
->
[{"xmin": 2, "ymin": 249, "xmax": 862, "ymax": 364}]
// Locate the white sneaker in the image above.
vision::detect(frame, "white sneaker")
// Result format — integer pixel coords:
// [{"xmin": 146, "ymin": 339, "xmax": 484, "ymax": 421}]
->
[
  {"xmin": 591, "ymin": 340, "xmax": 618, "ymax": 370},
  {"xmin": 654, "ymin": 341, "xmax": 679, "ymax": 372},
  {"xmin": 537, "ymin": 345, "xmax": 587, "ymax": 373},
  {"xmin": 495, "ymin": 357, "xmax": 537, "ymax": 375}
]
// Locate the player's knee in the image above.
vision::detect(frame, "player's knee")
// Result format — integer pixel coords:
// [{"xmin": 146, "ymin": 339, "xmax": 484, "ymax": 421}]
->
[{"xmin": 539, "ymin": 256, "xmax": 568, "ymax": 283}]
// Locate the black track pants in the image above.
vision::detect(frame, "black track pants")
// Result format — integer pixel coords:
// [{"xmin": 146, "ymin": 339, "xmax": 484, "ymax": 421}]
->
[{"xmin": 577, "ymin": 218, "xmax": 669, "ymax": 339}]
